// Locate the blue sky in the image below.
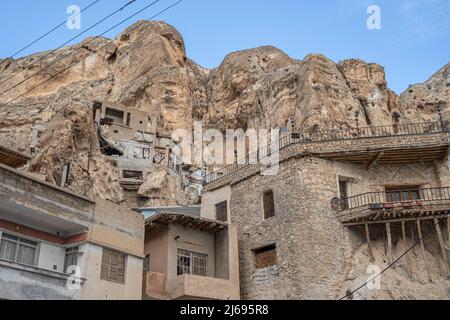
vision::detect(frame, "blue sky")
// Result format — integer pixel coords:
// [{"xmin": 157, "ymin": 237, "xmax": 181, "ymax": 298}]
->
[{"xmin": 0, "ymin": 0, "xmax": 449, "ymax": 93}]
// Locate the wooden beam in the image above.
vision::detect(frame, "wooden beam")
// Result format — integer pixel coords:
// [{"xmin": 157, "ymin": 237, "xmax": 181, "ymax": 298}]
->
[
  {"xmin": 417, "ymin": 220, "xmax": 432, "ymax": 282},
  {"xmin": 402, "ymin": 221, "xmax": 412, "ymax": 277},
  {"xmin": 386, "ymin": 222, "xmax": 394, "ymax": 266},
  {"xmin": 367, "ymin": 152, "xmax": 384, "ymax": 169},
  {"xmin": 365, "ymin": 223, "xmax": 374, "ymax": 262},
  {"xmin": 434, "ymin": 218, "xmax": 449, "ymax": 275}
]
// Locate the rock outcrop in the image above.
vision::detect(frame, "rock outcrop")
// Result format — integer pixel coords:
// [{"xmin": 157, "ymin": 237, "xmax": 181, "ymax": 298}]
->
[{"xmin": 0, "ymin": 20, "xmax": 448, "ymax": 204}]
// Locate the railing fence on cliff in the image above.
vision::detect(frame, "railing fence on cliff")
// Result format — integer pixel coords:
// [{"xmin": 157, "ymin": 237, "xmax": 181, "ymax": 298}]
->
[{"xmin": 204, "ymin": 121, "xmax": 448, "ymax": 184}]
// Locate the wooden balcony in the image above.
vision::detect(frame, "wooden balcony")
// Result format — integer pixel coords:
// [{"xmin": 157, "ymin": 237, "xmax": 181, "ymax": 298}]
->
[{"xmin": 335, "ymin": 187, "xmax": 450, "ymax": 225}]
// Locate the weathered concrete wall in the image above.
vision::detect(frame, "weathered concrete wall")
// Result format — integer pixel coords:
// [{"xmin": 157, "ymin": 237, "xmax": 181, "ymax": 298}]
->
[{"xmin": 200, "ymin": 185, "xmax": 231, "ymax": 221}]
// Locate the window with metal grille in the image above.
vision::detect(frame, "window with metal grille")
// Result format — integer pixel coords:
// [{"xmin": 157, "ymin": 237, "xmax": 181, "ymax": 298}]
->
[
  {"xmin": 215, "ymin": 201, "xmax": 228, "ymax": 222},
  {"xmin": 64, "ymin": 246, "xmax": 79, "ymax": 273},
  {"xmin": 254, "ymin": 244, "xmax": 277, "ymax": 269},
  {"xmin": 263, "ymin": 190, "xmax": 275, "ymax": 219},
  {"xmin": 101, "ymin": 248, "xmax": 127, "ymax": 284},
  {"xmin": 177, "ymin": 250, "xmax": 207, "ymax": 277},
  {"xmin": 0, "ymin": 233, "xmax": 38, "ymax": 266}
]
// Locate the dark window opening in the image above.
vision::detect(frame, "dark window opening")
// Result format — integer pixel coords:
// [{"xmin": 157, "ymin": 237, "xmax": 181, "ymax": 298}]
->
[
  {"xmin": 93, "ymin": 101, "xmax": 103, "ymax": 121},
  {"xmin": 263, "ymin": 190, "xmax": 275, "ymax": 219},
  {"xmin": 177, "ymin": 250, "xmax": 207, "ymax": 277},
  {"xmin": 126, "ymin": 113, "xmax": 131, "ymax": 127},
  {"xmin": 254, "ymin": 244, "xmax": 277, "ymax": 269},
  {"xmin": 339, "ymin": 180, "xmax": 349, "ymax": 210},
  {"xmin": 104, "ymin": 107, "xmax": 124, "ymax": 125},
  {"xmin": 122, "ymin": 170, "xmax": 143, "ymax": 180},
  {"xmin": 215, "ymin": 201, "xmax": 228, "ymax": 222},
  {"xmin": 143, "ymin": 254, "xmax": 150, "ymax": 272}
]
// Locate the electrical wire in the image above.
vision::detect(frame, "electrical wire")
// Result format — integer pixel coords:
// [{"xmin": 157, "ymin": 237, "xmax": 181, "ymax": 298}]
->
[{"xmin": 1, "ymin": 0, "xmax": 186, "ymax": 107}]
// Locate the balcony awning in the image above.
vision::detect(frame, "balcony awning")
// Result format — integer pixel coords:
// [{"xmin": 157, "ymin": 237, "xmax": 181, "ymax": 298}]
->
[
  {"xmin": 145, "ymin": 213, "xmax": 228, "ymax": 233},
  {"xmin": 0, "ymin": 146, "xmax": 29, "ymax": 168}
]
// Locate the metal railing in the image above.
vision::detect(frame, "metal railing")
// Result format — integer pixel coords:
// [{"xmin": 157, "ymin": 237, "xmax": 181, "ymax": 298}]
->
[
  {"xmin": 204, "ymin": 121, "xmax": 448, "ymax": 184},
  {"xmin": 338, "ymin": 186, "xmax": 450, "ymax": 212}
]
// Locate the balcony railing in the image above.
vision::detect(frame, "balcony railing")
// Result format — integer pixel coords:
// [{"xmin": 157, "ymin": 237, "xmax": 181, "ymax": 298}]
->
[
  {"xmin": 204, "ymin": 121, "xmax": 448, "ymax": 184},
  {"xmin": 336, "ymin": 186, "xmax": 450, "ymax": 224}
]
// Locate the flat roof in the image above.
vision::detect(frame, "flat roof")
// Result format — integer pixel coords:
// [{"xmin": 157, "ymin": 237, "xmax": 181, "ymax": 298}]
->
[{"xmin": 145, "ymin": 212, "xmax": 227, "ymax": 233}]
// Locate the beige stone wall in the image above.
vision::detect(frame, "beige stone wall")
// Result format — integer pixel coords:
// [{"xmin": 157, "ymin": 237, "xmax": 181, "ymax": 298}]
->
[{"xmin": 228, "ymin": 156, "xmax": 450, "ymax": 299}]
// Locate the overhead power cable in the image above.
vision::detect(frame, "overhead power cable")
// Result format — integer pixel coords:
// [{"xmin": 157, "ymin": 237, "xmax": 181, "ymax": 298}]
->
[
  {"xmin": 0, "ymin": 0, "xmax": 185, "ymax": 107},
  {"xmin": 0, "ymin": 0, "xmax": 101, "ymax": 77}
]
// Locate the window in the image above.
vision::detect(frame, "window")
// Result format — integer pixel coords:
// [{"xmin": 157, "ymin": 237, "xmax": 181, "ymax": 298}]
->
[
  {"xmin": 122, "ymin": 170, "xmax": 143, "ymax": 180},
  {"xmin": 215, "ymin": 201, "xmax": 228, "ymax": 222},
  {"xmin": 385, "ymin": 186, "xmax": 420, "ymax": 203},
  {"xmin": 177, "ymin": 250, "xmax": 207, "ymax": 277},
  {"xmin": 101, "ymin": 248, "xmax": 127, "ymax": 284},
  {"xmin": 64, "ymin": 246, "xmax": 79, "ymax": 273},
  {"xmin": 263, "ymin": 190, "xmax": 275, "ymax": 219},
  {"xmin": 339, "ymin": 180, "xmax": 349, "ymax": 209},
  {"xmin": 126, "ymin": 113, "xmax": 131, "ymax": 127},
  {"xmin": 0, "ymin": 233, "xmax": 38, "ymax": 266},
  {"xmin": 254, "ymin": 244, "xmax": 277, "ymax": 269}
]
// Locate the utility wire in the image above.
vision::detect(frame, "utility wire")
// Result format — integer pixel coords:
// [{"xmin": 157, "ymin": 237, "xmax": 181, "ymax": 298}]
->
[
  {"xmin": 0, "ymin": 0, "xmax": 139, "ymax": 96},
  {"xmin": 0, "ymin": 0, "xmax": 185, "ymax": 107},
  {"xmin": 0, "ymin": 0, "xmax": 101, "ymax": 77},
  {"xmin": 339, "ymin": 217, "xmax": 448, "ymax": 300}
]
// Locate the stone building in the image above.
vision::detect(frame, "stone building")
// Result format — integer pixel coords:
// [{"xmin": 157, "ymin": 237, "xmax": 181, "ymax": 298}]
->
[
  {"xmin": 202, "ymin": 120, "xmax": 450, "ymax": 299},
  {"xmin": 0, "ymin": 162, "xmax": 144, "ymax": 300},
  {"xmin": 139, "ymin": 207, "xmax": 240, "ymax": 300}
]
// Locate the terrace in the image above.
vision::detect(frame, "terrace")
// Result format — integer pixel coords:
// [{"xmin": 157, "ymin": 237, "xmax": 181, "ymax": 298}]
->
[
  {"xmin": 335, "ymin": 186, "xmax": 450, "ymax": 225},
  {"xmin": 204, "ymin": 121, "xmax": 450, "ymax": 189}
]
